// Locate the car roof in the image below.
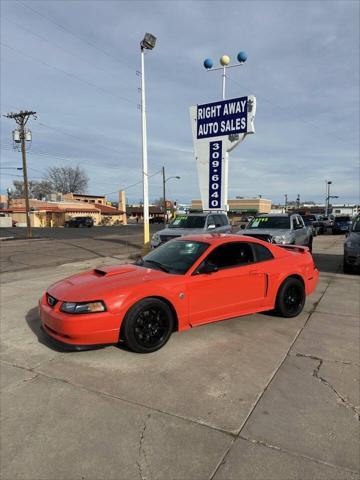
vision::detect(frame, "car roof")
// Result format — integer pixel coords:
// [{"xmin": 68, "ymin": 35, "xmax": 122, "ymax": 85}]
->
[
  {"xmin": 173, "ymin": 233, "xmax": 269, "ymax": 245},
  {"xmin": 186, "ymin": 212, "xmax": 226, "ymax": 216},
  {"xmin": 255, "ymin": 213, "xmax": 294, "ymax": 217}
]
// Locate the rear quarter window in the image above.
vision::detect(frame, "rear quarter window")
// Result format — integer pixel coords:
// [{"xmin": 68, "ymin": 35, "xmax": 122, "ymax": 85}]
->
[{"xmin": 253, "ymin": 243, "xmax": 274, "ymax": 262}]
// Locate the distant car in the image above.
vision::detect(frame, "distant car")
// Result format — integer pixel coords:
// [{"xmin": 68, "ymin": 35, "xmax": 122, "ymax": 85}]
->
[
  {"xmin": 150, "ymin": 212, "xmax": 231, "ymax": 248},
  {"xmin": 343, "ymin": 215, "xmax": 360, "ymax": 273},
  {"xmin": 332, "ymin": 216, "xmax": 352, "ymax": 234},
  {"xmin": 301, "ymin": 215, "xmax": 321, "ymax": 236},
  {"xmin": 238, "ymin": 213, "xmax": 313, "ymax": 252},
  {"xmin": 64, "ymin": 216, "xmax": 94, "ymax": 228},
  {"xmin": 149, "ymin": 216, "xmax": 163, "ymax": 224},
  {"xmin": 39, "ymin": 234, "xmax": 319, "ymax": 353}
]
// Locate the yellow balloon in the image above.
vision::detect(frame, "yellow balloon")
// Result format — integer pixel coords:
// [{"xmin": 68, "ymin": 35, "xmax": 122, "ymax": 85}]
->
[{"xmin": 220, "ymin": 55, "xmax": 230, "ymax": 66}]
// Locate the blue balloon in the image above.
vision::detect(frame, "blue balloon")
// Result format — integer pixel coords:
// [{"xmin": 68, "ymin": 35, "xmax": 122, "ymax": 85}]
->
[
  {"xmin": 237, "ymin": 51, "xmax": 247, "ymax": 63},
  {"xmin": 203, "ymin": 58, "xmax": 213, "ymax": 69}
]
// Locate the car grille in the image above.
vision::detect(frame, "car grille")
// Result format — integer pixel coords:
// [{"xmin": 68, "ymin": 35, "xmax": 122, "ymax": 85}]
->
[
  {"xmin": 159, "ymin": 234, "xmax": 181, "ymax": 243},
  {"xmin": 46, "ymin": 294, "xmax": 58, "ymax": 308},
  {"xmin": 243, "ymin": 233, "xmax": 274, "ymax": 243}
]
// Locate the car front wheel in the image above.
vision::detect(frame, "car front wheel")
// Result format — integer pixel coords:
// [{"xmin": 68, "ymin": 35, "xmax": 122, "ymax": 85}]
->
[
  {"xmin": 275, "ymin": 277, "xmax": 305, "ymax": 318},
  {"xmin": 121, "ymin": 298, "xmax": 174, "ymax": 353}
]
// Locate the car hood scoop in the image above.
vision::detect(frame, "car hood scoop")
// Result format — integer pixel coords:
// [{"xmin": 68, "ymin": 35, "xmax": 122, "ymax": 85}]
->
[{"xmin": 93, "ymin": 265, "xmax": 138, "ymax": 277}]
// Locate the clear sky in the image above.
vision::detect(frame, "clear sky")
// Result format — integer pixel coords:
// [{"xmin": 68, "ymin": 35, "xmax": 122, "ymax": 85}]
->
[{"xmin": 1, "ymin": 0, "xmax": 359, "ymax": 205}]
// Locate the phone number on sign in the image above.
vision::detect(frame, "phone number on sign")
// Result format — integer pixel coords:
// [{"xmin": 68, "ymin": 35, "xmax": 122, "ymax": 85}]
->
[{"xmin": 208, "ymin": 141, "xmax": 222, "ymax": 208}]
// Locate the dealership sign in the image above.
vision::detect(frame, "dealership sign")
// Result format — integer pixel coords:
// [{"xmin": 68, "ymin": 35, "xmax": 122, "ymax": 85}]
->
[{"xmin": 190, "ymin": 95, "xmax": 256, "ymax": 211}]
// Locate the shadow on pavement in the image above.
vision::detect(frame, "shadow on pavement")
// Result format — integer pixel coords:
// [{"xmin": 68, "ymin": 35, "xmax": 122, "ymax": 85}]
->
[
  {"xmin": 312, "ymin": 252, "xmax": 343, "ymax": 274},
  {"xmin": 25, "ymin": 306, "xmax": 133, "ymax": 354}
]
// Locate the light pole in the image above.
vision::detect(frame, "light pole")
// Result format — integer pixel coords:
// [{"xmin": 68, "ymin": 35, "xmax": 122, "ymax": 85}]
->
[
  {"xmin": 325, "ymin": 180, "xmax": 338, "ymax": 216},
  {"xmin": 140, "ymin": 33, "xmax": 156, "ymax": 246},
  {"xmin": 284, "ymin": 194, "xmax": 288, "ymax": 213},
  {"xmin": 162, "ymin": 166, "xmax": 180, "ymax": 225}
]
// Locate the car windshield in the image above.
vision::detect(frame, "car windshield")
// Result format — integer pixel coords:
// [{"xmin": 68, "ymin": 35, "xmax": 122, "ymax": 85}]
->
[
  {"xmin": 136, "ymin": 240, "xmax": 209, "ymax": 274},
  {"xmin": 352, "ymin": 217, "xmax": 360, "ymax": 232},
  {"xmin": 335, "ymin": 216, "xmax": 350, "ymax": 222},
  {"xmin": 169, "ymin": 215, "xmax": 206, "ymax": 229},
  {"xmin": 247, "ymin": 216, "xmax": 290, "ymax": 229}
]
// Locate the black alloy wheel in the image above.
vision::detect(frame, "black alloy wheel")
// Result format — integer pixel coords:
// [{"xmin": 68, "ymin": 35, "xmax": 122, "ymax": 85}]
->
[
  {"xmin": 275, "ymin": 277, "xmax": 305, "ymax": 318},
  {"xmin": 122, "ymin": 298, "xmax": 174, "ymax": 353}
]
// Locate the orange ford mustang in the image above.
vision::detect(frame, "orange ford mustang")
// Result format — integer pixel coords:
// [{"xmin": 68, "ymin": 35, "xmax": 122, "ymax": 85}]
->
[{"xmin": 39, "ymin": 234, "xmax": 319, "ymax": 353}]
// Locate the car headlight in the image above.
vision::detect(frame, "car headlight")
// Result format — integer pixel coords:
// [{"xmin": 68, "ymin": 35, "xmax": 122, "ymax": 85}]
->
[
  {"xmin": 60, "ymin": 301, "xmax": 106, "ymax": 314},
  {"xmin": 273, "ymin": 235, "xmax": 288, "ymax": 244},
  {"xmin": 152, "ymin": 233, "xmax": 160, "ymax": 242}
]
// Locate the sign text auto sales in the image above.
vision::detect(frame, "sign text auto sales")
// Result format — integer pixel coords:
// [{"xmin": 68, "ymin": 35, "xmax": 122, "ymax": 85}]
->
[{"xmin": 196, "ymin": 96, "xmax": 247, "ymax": 139}]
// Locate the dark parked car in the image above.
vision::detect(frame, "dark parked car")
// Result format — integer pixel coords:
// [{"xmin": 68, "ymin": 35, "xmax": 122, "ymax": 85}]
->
[
  {"xmin": 64, "ymin": 216, "xmax": 94, "ymax": 228},
  {"xmin": 149, "ymin": 216, "xmax": 164, "ymax": 224},
  {"xmin": 332, "ymin": 216, "xmax": 352, "ymax": 234},
  {"xmin": 344, "ymin": 215, "xmax": 360, "ymax": 273}
]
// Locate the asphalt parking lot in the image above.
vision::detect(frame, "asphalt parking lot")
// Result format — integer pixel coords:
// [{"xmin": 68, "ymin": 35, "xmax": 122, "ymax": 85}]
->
[{"xmin": 1, "ymin": 232, "xmax": 359, "ymax": 480}]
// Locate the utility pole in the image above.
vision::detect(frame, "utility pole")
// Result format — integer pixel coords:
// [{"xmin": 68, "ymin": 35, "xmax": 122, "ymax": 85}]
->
[
  {"xmin": 284, "ymin": 194, "xmax": 288, "ymax": 213},
  {"xmin": 4, "ymin": 110, "xmax": 36, "ymax": 239},
  {"xmin": 162, "ymin": 166, "xmax": 166, "ymax": 226},
  {"xmin": 296, "ymin": 194, "xmax": 300, "ymax": 210}
]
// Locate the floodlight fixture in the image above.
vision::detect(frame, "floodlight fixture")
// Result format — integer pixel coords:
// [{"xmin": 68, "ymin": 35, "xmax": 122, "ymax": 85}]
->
[{"xmin": 141, "ymin": 33, "xmax": 156, "ymax": 50}]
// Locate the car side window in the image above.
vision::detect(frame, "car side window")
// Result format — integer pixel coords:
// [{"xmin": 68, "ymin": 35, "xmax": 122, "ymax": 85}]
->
[
  {"xmin": 296, "ymin": 216, "xmax": 304, "ymax": 228},
  {"xmin": 253, "ymin": 243, "xmax": 274, "ymax": 262},
  {"xmin": 207, "ymin": 215, "xmax": 215, "ymax": 227},
  {"xmin": 291, "ymin": 217, "xmax": 297, "ymax": 229},
  {"xmin": 204, "ymin": 242, "xmax": 254, "ymax": 270},
  {"xmin": 221, "ymin": 215, "xmax": 229, "ymax": 226},
  {"xmin": 214, "ymin": 215, "xmax": 223, "ymax": 227}
]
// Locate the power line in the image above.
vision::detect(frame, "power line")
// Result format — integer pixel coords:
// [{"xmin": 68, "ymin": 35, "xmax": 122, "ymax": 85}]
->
[
  {"xmin": 6, "ymin": 18, "xmax": 124, "ymax": 84},
  {"xmin": 102, "ymin": 169, "xmax": 162, "ymax": 196},
  {"xmin": 19, "ymin": 1, "xmax": 127, "ymax": 66},
  {"xmin": 1, "ymin": 42, "xmax": 135, "ymax": 105},
  {"xmin": 33, "ymin": 121, "xmax": 131, "ymax": 158}
]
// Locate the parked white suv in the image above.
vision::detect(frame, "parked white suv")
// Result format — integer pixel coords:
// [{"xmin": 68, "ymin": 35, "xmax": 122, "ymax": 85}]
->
[{"xmin": 151, "ymin": 212, "xmax": 231, "ymax": 248}]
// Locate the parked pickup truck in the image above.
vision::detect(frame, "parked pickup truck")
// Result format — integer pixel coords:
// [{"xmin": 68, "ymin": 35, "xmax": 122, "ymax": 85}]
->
[{"xmin": 237, "ymin": 213, "xmax": 313, "ymax": 252}]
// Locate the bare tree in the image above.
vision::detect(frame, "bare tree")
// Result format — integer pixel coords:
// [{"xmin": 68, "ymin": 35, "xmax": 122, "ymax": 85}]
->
[
  {"xmin": 44, "ymin": 166, "xmax": 88, "ymax": 194},
  {"xmin": 12, "ymin": 180, "xmax": 52, "ymax": 199}
]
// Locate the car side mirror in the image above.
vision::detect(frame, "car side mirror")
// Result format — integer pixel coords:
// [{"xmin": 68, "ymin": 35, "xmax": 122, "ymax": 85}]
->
[
  {"xmin": 207, "ymin": 224, "xmax": 216, "ymax": 230},
  {"xmin": 195, "ymin": 262, "xmax": 219, "ymax": 275},
  {"xmin": 240, "ymin": 224, "xmax": 246, "ymax": 229}
]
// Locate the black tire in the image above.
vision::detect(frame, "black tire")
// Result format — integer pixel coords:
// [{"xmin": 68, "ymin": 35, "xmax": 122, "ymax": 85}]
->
[
  {"xmin": 343, "ymin": 261, "xmax": 353, "ymax": 274},
  {"xmin": 121, "ymin": 298, "xmax": 174, "ymax": 353},
  {"xmin": 275, "ymin": 277, "xmax": 305, "ymax": 318}
]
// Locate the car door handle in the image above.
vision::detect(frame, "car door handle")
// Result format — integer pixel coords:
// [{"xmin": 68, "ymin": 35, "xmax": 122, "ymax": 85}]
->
[{"xmin": 250, "ymin": 270, "xmax": 262, "ymax": 276}]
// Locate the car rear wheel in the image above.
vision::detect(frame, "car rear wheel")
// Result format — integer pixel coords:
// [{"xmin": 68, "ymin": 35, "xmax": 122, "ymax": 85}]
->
[
  {"xmin": 275, "ymin": 277, "xmax": 305, "ymax": 318},
  {"xmin": 121, "ymin": 298, "xmax": 174, "ymax": 353},
  {"xmin": 343, "ymin": 261, "xmax": 353, "ymax": 274}
]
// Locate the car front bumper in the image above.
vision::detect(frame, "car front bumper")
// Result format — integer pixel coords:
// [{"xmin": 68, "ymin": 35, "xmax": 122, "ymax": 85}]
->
[
  {"xmin": 344, "ymin": 247, "xmax": 360, "ymax": 268},
  {"xmin": 39, "ymin": 294, "xmax": 120, "ymax": 347}
]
